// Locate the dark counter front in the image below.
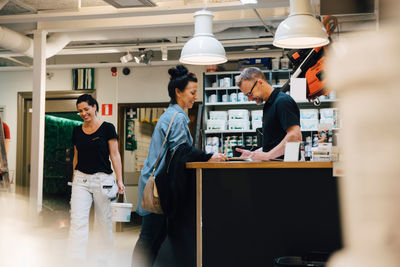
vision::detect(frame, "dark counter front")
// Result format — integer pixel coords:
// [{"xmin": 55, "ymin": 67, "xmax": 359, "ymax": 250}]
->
[{"xmin": 186, "ymin": 161, "xmax": 342, "ymax": 267}]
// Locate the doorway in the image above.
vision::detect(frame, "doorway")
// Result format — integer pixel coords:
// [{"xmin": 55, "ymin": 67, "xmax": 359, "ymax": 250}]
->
[{"xmin": 16, "ymin": 91, "xmax": 93, "ymax": 215}]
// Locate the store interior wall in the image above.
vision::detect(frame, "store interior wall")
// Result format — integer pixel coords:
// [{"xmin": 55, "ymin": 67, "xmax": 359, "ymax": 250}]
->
[{"xmin": 0, "ymin": 64, "xmax": 205, "ymax": 185}]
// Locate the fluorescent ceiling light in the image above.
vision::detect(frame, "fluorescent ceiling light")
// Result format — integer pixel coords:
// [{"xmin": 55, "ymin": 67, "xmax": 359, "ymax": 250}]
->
[
  {"xmin": 240, "ymin": 0, "xmax": 257, "ymax": 4},
  {"xmin": 273, "ymin": 0, "xmax": 329, "ymax": 49},
  {"xmin": 180, "ymin": 10, "xmax": 227, "ymax": 65}
]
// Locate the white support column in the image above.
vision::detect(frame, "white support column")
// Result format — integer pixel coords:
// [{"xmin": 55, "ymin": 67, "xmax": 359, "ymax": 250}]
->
[{"xmin": 29, "ymin": 30, "xmax": 47, "ymax": 215}]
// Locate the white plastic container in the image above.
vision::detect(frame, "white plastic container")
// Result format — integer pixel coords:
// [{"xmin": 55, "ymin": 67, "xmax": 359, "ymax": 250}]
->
[
  {"xmin": 272, "ymin": 58, "xmax": 280, "ymax": 70},
  {"xmin": 280, "ymin": 58, "xmax": 289, "ymax": 69},
  {"xmin": 209, "ymin": 111, "xmax": 228, "ymax": 120},
  {"xmin": 252, "ymin": 120, "xmax": 263, "ymax": 130},
  {"xmin": 230, "ymin": 93, "xmax": 237, "ymax": 102},
  {"xmin": 228, "ymin": 119, "xmax": 250, "ymax": 130},
  {"xmin": 300, "ymin": 109, "xmax": 319, "ymax": 120},
  {"xmin": 111, "ymin": 202, "xmax": 133, "ymax": 222},
  {"xmin": 251, "ymin": 110, "xmax": 263, "ymax": 121},
  {"xmin": 228, "ymin": 109, "xmax": 249, "ymax": 120},
  {"xmin": 207, "ymin": 119, "xmax": 226, "ymax": 130}
]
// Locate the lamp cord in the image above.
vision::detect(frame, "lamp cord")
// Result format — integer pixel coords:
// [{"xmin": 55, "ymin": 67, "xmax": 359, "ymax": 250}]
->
[{"xmin": 253, "ymin": 9, "xmax": 275, "ymax": 35}]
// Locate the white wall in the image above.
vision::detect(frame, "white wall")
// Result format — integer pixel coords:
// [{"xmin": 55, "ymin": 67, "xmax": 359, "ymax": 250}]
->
[
  {"xmin": 117, "ymin": 65, "xmax": 205, "ymax": 103},
  {"xmin": 0, "ymin": 64, "xmax": 206, "ymax": 176}
]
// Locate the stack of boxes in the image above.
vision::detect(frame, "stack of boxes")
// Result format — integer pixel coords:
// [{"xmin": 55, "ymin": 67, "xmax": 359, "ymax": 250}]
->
[
  {"xmin": 300, "ymin": 108, "xmax": 340, "ymax": 131},
  {"xmin": 300, "ymin": 109, "xmax": 319, "ymax": 131},
  {"xmin": 207, "ymin": 111, "xmax": 228, "ymax": 130},
  {"xmin": 228, "ymin": 109, "xmax": 250, "ymax": 130}
]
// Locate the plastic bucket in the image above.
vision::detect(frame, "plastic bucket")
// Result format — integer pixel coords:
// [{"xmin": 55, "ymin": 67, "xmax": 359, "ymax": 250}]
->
[{"xmin": 111, "ymin": 202, "xmax": 133, "ymax": 222}]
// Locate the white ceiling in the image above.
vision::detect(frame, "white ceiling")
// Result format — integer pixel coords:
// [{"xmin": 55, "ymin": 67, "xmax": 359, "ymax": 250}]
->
[{"xmin": 0, "ymin": 0, "xmax": 378, "ymax": 67}]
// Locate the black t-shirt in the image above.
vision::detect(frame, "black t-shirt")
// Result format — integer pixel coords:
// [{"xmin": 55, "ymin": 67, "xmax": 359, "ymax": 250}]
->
[
  {"xmin": 262, "ymin": 88, "xmax": 300, "ymax": 153},
  {"xmin": 72, "ymin": 122, "xmax": 118, "ymax": 174}
]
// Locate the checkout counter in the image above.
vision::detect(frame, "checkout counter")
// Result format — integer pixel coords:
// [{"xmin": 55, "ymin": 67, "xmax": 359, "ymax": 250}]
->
[{"xmin": 186, "ymin": 161, "xmax": 341, "ymax": 267}]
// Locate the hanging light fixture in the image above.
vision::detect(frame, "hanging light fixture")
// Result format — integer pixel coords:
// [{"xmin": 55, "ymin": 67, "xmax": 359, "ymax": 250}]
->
[
  {"xmin": 179, "ymin": 9, "xmax": 227, "ymax": 65},
  {"xmin": 273, "ymin": 0, "xmax": 329, "ymax": 49}
]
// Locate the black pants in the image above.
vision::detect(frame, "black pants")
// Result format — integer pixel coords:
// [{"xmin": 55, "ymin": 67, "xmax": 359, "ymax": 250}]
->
[{"xmin": 132, "ymin": 213, "xmax": 167, "ymax": 267}]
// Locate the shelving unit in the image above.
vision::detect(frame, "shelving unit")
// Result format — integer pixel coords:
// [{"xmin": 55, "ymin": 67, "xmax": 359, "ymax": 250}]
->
[{"xmin": 202, "ymin": 70, "xmax": 339, "ymax": 152}]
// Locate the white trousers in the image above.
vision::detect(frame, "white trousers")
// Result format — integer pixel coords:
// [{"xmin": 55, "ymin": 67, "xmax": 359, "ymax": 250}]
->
[{"xmin": 68, "ymin": 170, "xmax": 114, "ymax": 261}]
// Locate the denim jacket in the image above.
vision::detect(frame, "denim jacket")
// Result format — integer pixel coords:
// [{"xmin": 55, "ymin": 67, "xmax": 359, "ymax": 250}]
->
[{"xmin": 137, "ymin": 104, "xmax": 193, "ymax": 216}]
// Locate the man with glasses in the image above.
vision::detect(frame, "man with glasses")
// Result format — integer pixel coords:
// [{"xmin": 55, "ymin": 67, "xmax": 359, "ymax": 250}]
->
[{"xmin": 235, "ymin": 67, "xmax": 302, "ymax": 161}]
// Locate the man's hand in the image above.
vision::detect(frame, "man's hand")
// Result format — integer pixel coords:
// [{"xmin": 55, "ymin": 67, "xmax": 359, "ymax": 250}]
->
[
  {"xmin": 235, "ymin": 148, "xmax": 252, "ymax": 158},
  {"xmin": 249, "ymin": 150, "xmax": 273, "ymax": 161}
]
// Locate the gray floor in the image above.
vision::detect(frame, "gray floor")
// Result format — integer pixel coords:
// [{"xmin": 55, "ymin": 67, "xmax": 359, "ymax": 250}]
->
[{"xmin": 0, "ymin": 192, "xmax": 141, "ymax": 267}]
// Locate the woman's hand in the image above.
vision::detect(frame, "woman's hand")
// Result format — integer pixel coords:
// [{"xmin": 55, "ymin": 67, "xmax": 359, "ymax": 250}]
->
[
  {"xmin": 208, "ymin": 153, "xmax": 228, "ymax": 162},
  {"xmin": 117, "ymin": 180, "xmax": 125, "ymax": 194}
]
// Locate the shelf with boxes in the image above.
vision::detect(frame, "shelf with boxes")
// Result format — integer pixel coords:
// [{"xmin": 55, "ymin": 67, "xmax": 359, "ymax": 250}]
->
[
  {"xmin": 203, "ymin": 69, "xmax": 291, "ymax": 156},
  {"xmin": 203, "ymin": 70, "xmax": 292, "ymax": 105},
  {"xmin": 202, "ymin": 70, "xmax": 340, "ymax": 156}
]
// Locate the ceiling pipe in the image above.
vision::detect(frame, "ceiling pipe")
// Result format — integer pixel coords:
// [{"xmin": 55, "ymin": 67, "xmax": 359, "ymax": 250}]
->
[
  {"xmin": 0, "ymin": 26, "xmax": 33, "ymax": 57},
  {"xmin": 0, "ymin": 24, "xmax": 236, "ymax": 59}
]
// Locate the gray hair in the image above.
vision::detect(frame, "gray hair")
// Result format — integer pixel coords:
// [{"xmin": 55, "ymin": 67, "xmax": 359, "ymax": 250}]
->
[{"xmin": 236, "ymin": 67, "xmax": 266, "ymax": 87}]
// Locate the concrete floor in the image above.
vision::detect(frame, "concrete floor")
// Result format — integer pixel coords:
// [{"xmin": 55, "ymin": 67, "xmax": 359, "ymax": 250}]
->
[{"xmin": 0, "ymin": 191, "xmax": 141, "ymax": 267}]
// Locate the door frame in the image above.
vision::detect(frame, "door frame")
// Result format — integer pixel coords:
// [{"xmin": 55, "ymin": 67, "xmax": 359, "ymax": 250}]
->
[{"xmin": 16, "ymin": 90, "xmax": 95, "ymax": 188}]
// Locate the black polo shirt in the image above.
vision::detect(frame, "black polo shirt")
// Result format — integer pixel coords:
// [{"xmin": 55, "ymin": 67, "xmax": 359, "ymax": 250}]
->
[{"xmin": 262, "ymin": 88, "xmax": 300, "ymax": 152}]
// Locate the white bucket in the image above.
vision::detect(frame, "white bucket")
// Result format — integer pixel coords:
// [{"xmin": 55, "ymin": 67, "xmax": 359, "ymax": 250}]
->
[{"xmin": 111, "ymin": 202, "xmax": 133, "ymax": 222}]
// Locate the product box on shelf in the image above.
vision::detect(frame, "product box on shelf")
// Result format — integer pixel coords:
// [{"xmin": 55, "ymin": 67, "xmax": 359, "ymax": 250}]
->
[
  {"xmin": 300, "ymin": 119, "xmax": 319, "ymax": 131},
  {"xmin": 300, "ymin": 109, "xmax": 319, "ymax": 120},
  {"xmin": 320, "ymin": 108, "xmax": 335, "ymax": 119},
  {"xmin": 320, "ymin": 118, "xmax": 334, "ymax": 128},
  {"xmin": 238, "ymin": 58, "xmax": 269, "ymax": 71},
  {"xmin": 209, "ymin": 111, "xmax": 228, "ymax": 120},
  {"xmin": 228, "ymin": 119, "xmax": 250, "ymax": 130},
  {"xmin": 207, "ymin": 120, "xmax": 226, "ymax": 131},
  {"xmin": 228, "ymin": 109, "xmax": 249, "ymax": 120}
]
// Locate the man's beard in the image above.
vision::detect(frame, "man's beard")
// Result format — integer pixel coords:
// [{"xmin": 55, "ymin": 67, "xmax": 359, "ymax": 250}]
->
[{"xmin": 255, "ymin": 98, "xmax": 264, "ymax": 105}]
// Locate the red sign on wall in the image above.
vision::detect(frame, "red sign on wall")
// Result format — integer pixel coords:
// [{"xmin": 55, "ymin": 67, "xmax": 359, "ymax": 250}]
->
[{"xmin": 102, "ymin": 104, "xmax": 113, "ymax": 116}]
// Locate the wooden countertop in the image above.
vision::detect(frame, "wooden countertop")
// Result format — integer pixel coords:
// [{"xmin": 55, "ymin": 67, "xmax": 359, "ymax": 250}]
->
[{"xmin": 186, "ymin": 161, "xmax": 333, "ymax": 169}]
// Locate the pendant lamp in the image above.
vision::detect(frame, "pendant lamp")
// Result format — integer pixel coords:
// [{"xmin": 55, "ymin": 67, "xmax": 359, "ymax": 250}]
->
[
  {"xmin": 273, "ymin": 0, "xmax": 329, "ymax": 49},
  {"xmin": 179, "ymin": 9, "xmax": 227, "ymax": 65}
]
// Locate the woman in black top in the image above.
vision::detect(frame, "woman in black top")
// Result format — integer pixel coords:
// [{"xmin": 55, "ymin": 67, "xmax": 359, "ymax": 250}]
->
[{"xmin": 68, "ymin": 94, "xmax": 125, "ymax": 265}]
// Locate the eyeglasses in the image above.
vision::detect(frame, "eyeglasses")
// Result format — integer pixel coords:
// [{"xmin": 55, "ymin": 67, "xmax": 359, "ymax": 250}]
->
[{"xmin": 245, "ymin": 80, "xmax": 258, "ymax": 97}]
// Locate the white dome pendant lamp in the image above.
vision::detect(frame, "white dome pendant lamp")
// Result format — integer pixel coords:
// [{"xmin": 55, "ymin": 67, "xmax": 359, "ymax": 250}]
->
[
  {"xmin": 273, "ymin": 0, "xmax": 329, "ymax": 49},
  {"xmin": 179, "ymin": 9, "xmax": 227, "ymax": 65}
]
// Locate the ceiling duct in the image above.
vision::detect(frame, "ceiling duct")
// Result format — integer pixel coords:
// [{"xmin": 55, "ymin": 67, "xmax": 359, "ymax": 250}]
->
[
  {"xmin": 0, "ymin": 0, "xmax": 36, "ymax": 15},
  {"xmin": 103, "ymin": 0, "xmax": 156, "ymax": 8}
]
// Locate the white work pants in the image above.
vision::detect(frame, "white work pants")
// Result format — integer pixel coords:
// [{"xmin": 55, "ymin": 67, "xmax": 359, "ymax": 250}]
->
[{"xmin": 68, "ymin": 170, "xmax": 114, "ymax": 262}]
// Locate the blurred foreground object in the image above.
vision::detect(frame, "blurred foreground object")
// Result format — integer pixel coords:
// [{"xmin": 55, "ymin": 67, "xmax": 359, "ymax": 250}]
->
[{"xmin": 326, "ymin": 1, "xmax": 400, "ymax": 266}]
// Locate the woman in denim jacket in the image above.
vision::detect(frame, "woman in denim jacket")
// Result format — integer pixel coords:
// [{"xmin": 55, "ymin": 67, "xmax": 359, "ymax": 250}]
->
[{"xmin": 132, "ymin": 65, "xmax": 227, "ymax": 267}]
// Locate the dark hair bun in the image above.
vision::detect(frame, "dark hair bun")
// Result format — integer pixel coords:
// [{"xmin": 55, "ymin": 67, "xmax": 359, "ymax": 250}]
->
[{"xmin": 168, "ymin": 64, "xmax": 188, "ymax": 80}]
